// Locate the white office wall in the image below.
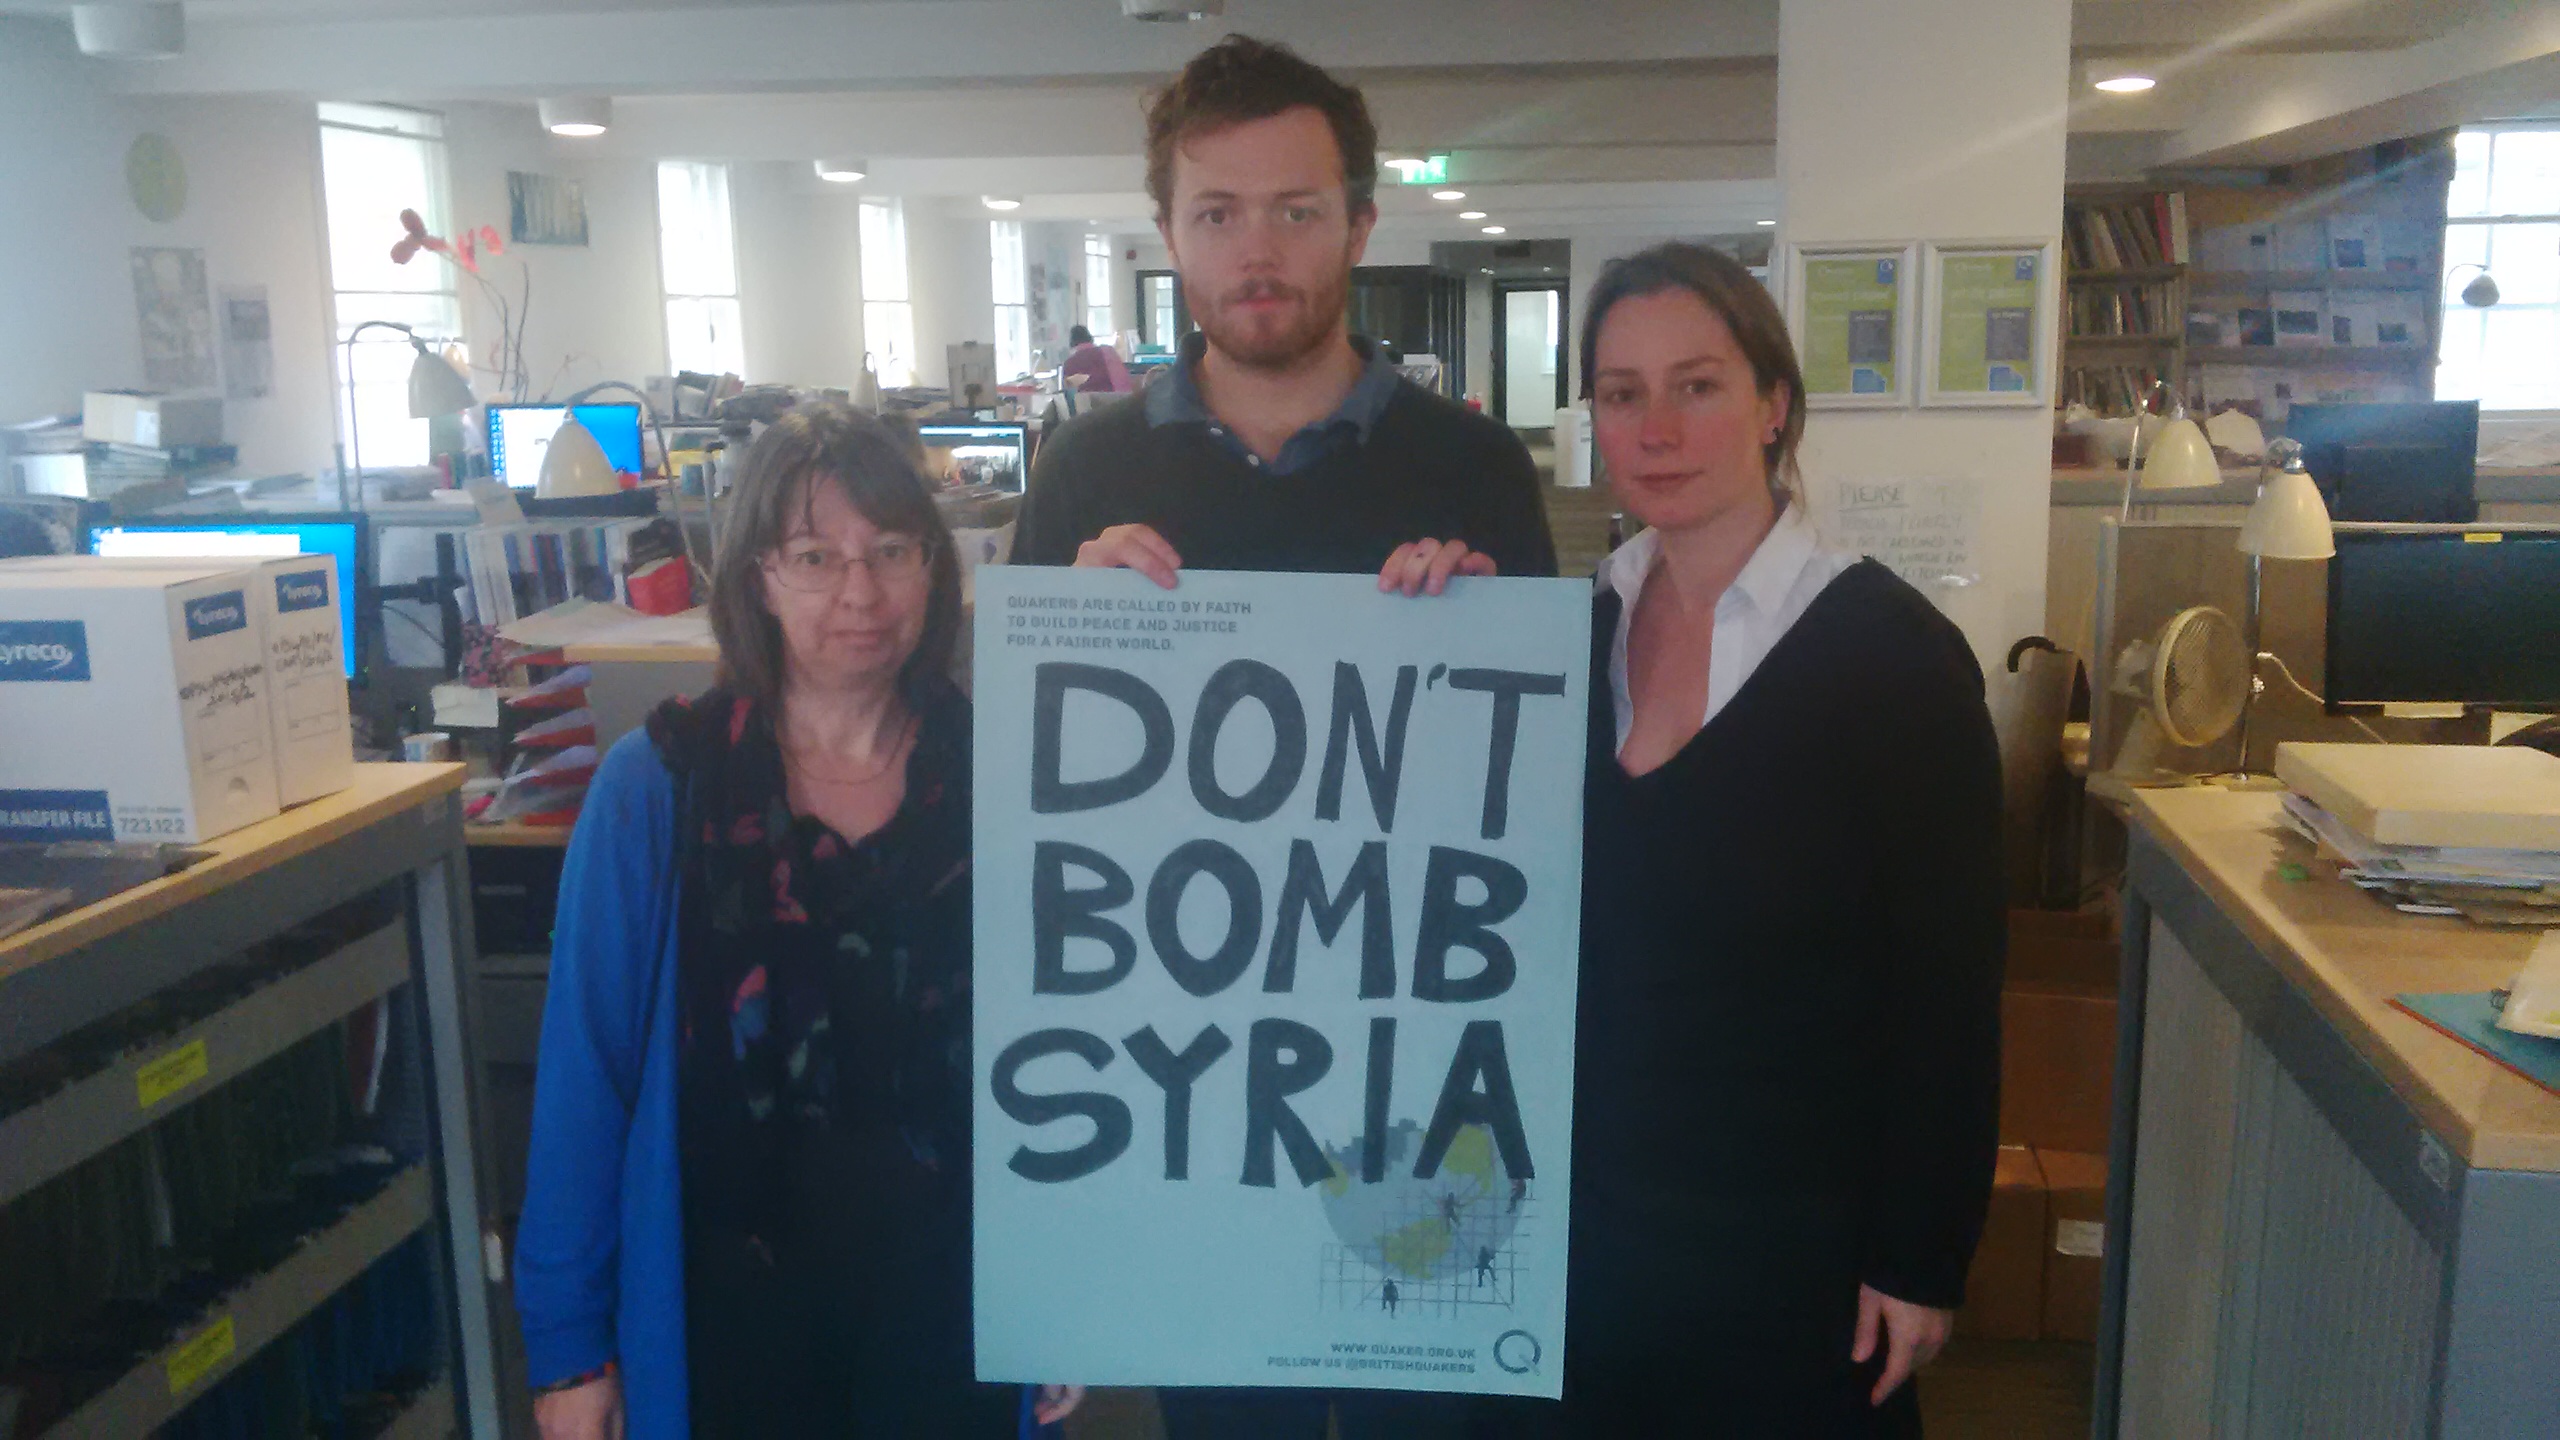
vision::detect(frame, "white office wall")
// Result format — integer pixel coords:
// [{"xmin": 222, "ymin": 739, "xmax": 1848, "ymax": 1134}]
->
[
  {"xmin": 730, "ymin": 160, "xmax": 866, "ymax": 389},
  {"xmin": 905, "ymin": 201, "xmax": 996, "ymax": 392},
  {"xmin": 1778, "ymin": 0, "xmax": 2071, "ymax": 679},
  {"xmin": 441, "ymin": 106, "xmax": 668, "ymax": 400},
  {"xmin": 0, "ymin": 21, "xmax": 336, "ymax": 478}
]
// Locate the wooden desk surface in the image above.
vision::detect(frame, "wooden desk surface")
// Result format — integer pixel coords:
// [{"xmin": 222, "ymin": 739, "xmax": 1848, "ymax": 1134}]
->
[
  {"xmin": 0, "ymin": 763, "xmax": 466, "ymax": 978},
  {"xmin": 2132, "ymin": 787, "xmax": 2560, "ymax": 1171}
]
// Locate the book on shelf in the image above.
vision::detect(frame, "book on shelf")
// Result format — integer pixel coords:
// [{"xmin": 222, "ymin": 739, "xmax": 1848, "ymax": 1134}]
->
[
  {"xmin": 2063, "ymin": 192, "xmax": 2185, "ymax": 272},
  {"xmin": 2068, "ymin": 279, "xmax": 2179, "ymax": 338},
  {"xmin": 2060, "ymin": 362, "xmax": 2174, "ymax": 417}
]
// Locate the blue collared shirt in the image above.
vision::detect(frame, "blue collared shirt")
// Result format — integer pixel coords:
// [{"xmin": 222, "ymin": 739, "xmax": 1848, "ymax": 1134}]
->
[{"xmin": 1141, "ymin": 331, "xmax": 1403, "ymax": 477}]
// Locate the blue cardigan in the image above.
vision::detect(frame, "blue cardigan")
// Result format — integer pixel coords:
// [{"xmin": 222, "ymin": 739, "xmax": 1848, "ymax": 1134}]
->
[
  {"xmin": 512, "ymin": 731, "xmax": 1050, "ymax": 1437},
  {"xmin": 515, "ymin": 731, "xmax": 694, "ymax": 1435}
]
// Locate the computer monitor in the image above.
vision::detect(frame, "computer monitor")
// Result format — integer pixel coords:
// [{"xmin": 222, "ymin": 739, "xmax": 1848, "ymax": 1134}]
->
[
  {"xmin": 2286, "ymin": 402, "xmax": 2479, "ymax": 523},
  {"xmin": 2324, "ymin": 525, "xmax": 2560, "ymax": 708},
  {"xmin": 917, "ymin": 421, "xmax": 1030, "ymax": 494},
  {"xmin": 88, "ymin": 513, "xmax": 368, "ymax": 679},
  {"xmin": 487, "ymin": 402, "xmax": 646, "ymax": 489}
]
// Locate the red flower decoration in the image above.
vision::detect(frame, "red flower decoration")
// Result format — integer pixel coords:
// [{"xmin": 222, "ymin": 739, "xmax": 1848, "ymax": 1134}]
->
[{"xmin": 480, "ymin": 225, "xmax": 505, "ymax": 257}]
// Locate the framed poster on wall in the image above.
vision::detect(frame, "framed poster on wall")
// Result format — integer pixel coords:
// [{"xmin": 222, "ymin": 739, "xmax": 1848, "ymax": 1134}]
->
[
  {"xmin": 1783, "ymin": 242, "xmax": 1916, "ymax": 409},
  {"xmin": 1921, "ymin": 240, "xmax": 2057, "ymax": 407}
]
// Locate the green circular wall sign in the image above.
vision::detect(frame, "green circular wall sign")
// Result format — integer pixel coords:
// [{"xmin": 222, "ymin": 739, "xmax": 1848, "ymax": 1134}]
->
[{"xmin": 126, "ymin": 132, "xmax": 187, "ymax": 223}]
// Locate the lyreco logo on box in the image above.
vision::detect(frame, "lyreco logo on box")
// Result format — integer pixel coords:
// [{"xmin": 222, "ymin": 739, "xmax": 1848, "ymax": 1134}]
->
[
  {"xmin": 274, "ymin": 569, "xmax": 332, "ymax": 613},
  {"xmin": 0, "ymin": 620, "xmax": 90, "ymax": 682},
  {"xmin": 183, "ymin": 590, "xmax": 250, "ymax": 640},
  {"xmin": 0, "ymin": 788, "xmax": 115, "ymax": 841}
]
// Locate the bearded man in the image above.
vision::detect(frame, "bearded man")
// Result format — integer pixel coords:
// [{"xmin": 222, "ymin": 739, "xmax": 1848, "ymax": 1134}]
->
[{"xmin": 1014, "ymin": 35, "xmax": 1555, "ymax": 596}]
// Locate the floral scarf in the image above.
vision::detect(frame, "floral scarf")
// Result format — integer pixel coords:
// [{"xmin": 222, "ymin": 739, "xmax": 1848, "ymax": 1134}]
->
[{"xmin": 648, "ymin": 680, "xmax": 973, "ymax": 1242}]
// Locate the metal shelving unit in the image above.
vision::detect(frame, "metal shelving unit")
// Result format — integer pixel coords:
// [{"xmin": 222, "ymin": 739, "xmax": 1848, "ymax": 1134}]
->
[
  {"xmin": 0, "ymin": 765, "xmax": 498, "ymax": 1440},
  {"xmin": 39, "ymin": 1167, "xmax": 435, "ymax": 1437}
]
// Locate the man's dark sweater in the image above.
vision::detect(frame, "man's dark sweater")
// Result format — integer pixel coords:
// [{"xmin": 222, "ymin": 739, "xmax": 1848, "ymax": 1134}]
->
[{"xmin": 1013, "ymin": 339, "xmax": 1558, "ymax": 579}]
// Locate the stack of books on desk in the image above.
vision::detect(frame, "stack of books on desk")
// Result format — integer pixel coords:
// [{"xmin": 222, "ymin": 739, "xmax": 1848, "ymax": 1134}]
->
[{"xmin": 2274, "ymin": 743, "xmax": 2560, "ymax": 927}]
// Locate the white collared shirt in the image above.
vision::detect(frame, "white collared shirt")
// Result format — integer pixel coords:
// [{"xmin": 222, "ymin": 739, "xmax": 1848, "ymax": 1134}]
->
[{"xmin": 1601, "ymin": 503, "xmax": 1860, "ymax": 753}]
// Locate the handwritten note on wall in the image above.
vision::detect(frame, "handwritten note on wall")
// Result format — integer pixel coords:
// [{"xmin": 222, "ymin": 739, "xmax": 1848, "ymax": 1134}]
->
[{"xmin": 1821, "ymin": 478, "xmax": 1982, "ymax": 602}]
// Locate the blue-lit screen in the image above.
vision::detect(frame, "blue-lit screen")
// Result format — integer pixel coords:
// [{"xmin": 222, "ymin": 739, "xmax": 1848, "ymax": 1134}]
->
[
  {"xmin": 488, "ymin": 403, "xmax": 646, "ymax": 488},
  {"xmin": 89, "ymin": 521, "xmax": 364, "ymax": 678}
]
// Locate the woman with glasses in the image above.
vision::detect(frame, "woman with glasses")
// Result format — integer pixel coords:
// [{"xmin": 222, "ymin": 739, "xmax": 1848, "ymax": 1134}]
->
[{"xmin": 515, "ymin": 402, "xmax": 1082, "ymax": 1438}]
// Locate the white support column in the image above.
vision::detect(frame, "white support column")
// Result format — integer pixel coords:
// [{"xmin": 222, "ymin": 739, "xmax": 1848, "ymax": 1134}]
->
[{"xmin": 1777, "ymin": 0, "xmax": 2071, "ymax": 682}]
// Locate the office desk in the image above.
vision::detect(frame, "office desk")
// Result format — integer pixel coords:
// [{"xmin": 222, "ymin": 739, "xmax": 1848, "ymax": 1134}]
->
[{"xmin": 2100, "ymin": 788, "xmax": 2560, "ymax": 1439}]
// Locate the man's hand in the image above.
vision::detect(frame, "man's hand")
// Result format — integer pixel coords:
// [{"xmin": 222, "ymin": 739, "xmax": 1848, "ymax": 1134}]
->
[
  {"xmin": 1033, "ymin": 1385, "xmax": 1086, "ymax": 1425},
  {"xmin": 1851, "ymin": 1284, "xmax": 1952, "ymax": 1406},
  {"xmin": 1074, "ymin": 524, "xmax": 1183, "ymax": 590},
  {"xmin": 1376, "ymin": 538, "xmax": 1496, "ymax": 596},
  {"xmin": 533, "ymin": 1372, "xmax": 624, "ymax": 1440}
]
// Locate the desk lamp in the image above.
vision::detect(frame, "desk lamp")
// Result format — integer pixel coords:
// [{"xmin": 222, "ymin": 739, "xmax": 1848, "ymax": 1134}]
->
[
  {"xmin": 338, "ymin": 320, "xmax": 476, "ymax": 511},
  {"xmin": 538, "ymin": 380, "xmax": 668, "ymax": 499},
  {"xmin": 2233, "ymin": 437, "xmax": 2336, "ymax": 768},
  {"xmin": 2118, "ymin": 381, "xmax": 2221, "ymax": 522}
]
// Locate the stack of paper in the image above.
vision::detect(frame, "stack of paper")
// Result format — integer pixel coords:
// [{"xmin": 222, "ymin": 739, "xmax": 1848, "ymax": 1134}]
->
[{"xmin": 2279, "ymin": 792, "xmax": 2560, "ymax": 926}]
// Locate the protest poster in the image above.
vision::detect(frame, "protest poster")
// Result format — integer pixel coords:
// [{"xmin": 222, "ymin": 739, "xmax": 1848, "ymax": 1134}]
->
[{"xmin": 973, "ymin": 567, "xmax": 1589, "ymax": 1398}]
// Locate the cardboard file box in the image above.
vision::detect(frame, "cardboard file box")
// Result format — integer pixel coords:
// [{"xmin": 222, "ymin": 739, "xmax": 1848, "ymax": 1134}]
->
[
  {"xmin": 4, "ymin": 555, "xmax": 353, "ymax": 807},
  {"xmin": 1999, "ymin": 981, "xmax": 2119, "ymax": 1154},
  {"xmin": 1956, "ymin": 1145, "xmax": 2050, "ymax": 1341},
  {"xmin": 0, "ymin": 564, "xmax": 282, "ymax": 843},
  {"xmin": 81, "ymin": 391, "xmax": 223, "ymax": 449},
  {"xmin": 2035, "ymin": 1148, "xmax": 2108, "ymax": 1342}
]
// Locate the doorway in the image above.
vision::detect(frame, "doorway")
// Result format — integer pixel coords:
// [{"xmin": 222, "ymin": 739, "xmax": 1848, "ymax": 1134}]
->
[
  {"xmin": 1135, "ymin": 270, "xmax": 1190, "ymax": 350},
  {"xmin": 1492, "ymin": 281, "xmax": 1568, "ymax": 431}
]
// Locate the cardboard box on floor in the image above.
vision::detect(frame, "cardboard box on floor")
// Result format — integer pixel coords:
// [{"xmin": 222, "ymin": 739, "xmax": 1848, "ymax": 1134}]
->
[
  {"xmin": 2007, "ymin": 906, "xmax": 2117, "ymax": 991},
  {"xmin": 2000, "ymin": 982, "xmax": 2118, "ymax": 1154},
  {"xmin": 2036, "ymin": 1148, "xmax": 2107, "ymax": 1342},
  {"xmin": 1956, "ymin": 1145, "xmax": 2048, "ymax": 1340}
]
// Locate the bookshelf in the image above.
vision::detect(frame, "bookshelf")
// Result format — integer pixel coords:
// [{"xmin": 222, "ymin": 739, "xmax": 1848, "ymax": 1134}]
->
[
  {"xmin": 2060, "ymin": 186, "xmax": 2190, "ymax": 417},
  {"xmin": 2176, "ymin": 138, "xmax": 2454, "ymax": 433}
]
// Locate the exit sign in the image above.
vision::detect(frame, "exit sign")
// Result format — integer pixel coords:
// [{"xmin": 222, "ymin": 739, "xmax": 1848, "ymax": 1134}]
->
[{"xmin": 1385, "ymin": 154, "xmax": 1450, "ymax": 185}]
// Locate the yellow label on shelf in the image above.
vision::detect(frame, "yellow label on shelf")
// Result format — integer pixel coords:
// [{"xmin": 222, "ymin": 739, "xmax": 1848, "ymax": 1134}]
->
[
  {"xmin": 2464, "ymin": 532, "xmax": 2504, "ymax": 543},
  {"xmin": 135, "ymin": 1038, "xmax": 209, "ymax": 1108},
  {"xmin": 165, "ymin": 1315, "xmax": 236, "ymax": 1395}
]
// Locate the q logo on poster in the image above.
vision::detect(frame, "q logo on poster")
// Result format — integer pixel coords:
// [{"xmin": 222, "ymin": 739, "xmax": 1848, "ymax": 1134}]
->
[{"xmin": 973, "ymin": 567, "xmax": 1589, "ymax": 1397}]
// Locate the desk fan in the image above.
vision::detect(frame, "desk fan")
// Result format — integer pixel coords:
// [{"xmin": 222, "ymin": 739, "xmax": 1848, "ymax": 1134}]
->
[{"xmin": 2102, "ymin": 604, "xmax": 2250, "ymax": 788}]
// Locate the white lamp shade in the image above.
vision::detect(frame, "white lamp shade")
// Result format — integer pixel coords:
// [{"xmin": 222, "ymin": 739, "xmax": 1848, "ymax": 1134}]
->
[
  {"xmin": 2138, "ymin": 416, "xmax": 2221, "ymax": 491},
  {"xmin": 2237, "ymin": 469, "xmax": 2336, "ymax": 559},
  {"xmin": 537, "ymin": 416, "xmax": 622, "ymax": 498},
  {"xmin": 406, "ymin": 348, "xmax": 476, "ymax": 418}
]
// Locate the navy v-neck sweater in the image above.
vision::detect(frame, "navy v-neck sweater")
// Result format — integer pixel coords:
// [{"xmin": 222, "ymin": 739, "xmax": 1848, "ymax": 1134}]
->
[{"xmin": 1566, "ymin": 559, "xmax": 2005, "ymax": 1424}]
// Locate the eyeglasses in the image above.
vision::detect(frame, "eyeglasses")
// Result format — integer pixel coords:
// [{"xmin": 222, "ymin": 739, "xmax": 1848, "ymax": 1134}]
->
[{"xmin": 765, "ymin": 535, "xmax": 934, "ymax": 591}]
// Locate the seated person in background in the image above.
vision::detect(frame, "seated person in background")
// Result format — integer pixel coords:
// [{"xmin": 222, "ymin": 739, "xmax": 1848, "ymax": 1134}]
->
[{"xmin": 1059, "ymin": 323, "xmax": 1134, "ymax": 394}]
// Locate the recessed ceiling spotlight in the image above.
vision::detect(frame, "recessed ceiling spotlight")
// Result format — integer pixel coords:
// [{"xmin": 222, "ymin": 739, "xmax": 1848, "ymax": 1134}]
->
[
  {"xmin": 1481, "ymin": 225, "xmax": 1507, "ymax": 235},
  {"xmin": 983, "ymin": 196, "xmax": 1023, "ymax": 211},
  {"xmin": 1432, "ymin": 190, "xmax": 1466, "ymax": 202},
  {"xmin": 1755, "ymin": 219, "xmax": 1776, "ymax": 227},
  {"xmin": 814, "ymin": 159, "xmax": 867, "ymax": 184},
  {"xmin": 1481, "ymin": 268, "xmax": 1494, "ymax": 275},
  {"xmin": 1459, "ymin": 211, "xmax": 1487, "ymax": 221},
  {"xmin": 538, "ymin": 97, "xmax": 611, "ymax": 137},
  {"xmin": 2094, "ymin": 74, "xmax": 2156, "ymax": 93}
]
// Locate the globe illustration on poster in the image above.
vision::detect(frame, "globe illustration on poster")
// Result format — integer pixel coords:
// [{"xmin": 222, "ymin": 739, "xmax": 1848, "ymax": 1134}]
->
[{"xmin": 1316, "ymin": 1121, "xmax": 1531, "ymax": 1317}]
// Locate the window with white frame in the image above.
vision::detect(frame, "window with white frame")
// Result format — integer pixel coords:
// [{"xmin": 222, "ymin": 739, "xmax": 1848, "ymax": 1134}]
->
[
  {"xmin": 991, "ymin": 220, "xmax": 1030, "ymax": 380},
  {"xmin": 1084, "ymin": 232, "xmax": 1115, "ymax": 343},
  {"xmin": 318, "ymin": 102, "xmax": 463, "ymax": 470},
  {"xmin": 2440, "ymin": 124, "xmax": 2560, "ymax": 412},
  {"xmin": 658, "ymin": 161, "xmax": 745, "ymax": 377},
  {"xmin": 860, "ymin": 199, "xmax": 916, "ymax": 389}
]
